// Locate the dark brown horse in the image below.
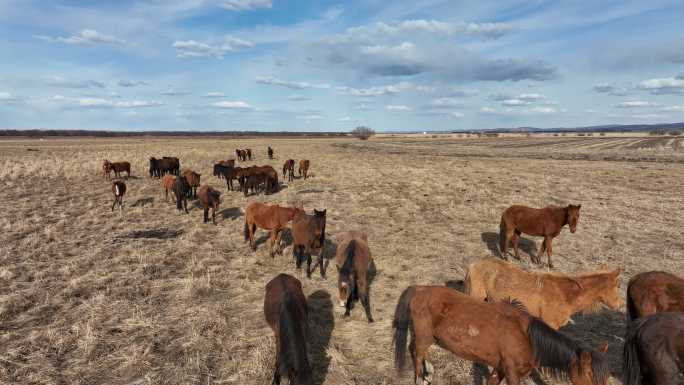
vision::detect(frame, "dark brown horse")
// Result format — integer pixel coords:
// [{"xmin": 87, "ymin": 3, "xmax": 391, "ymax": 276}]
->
[
  {"xmin": 181, "ymin": 170, "xmax": 201, "ymax": 198},
  {"xmin": 244, "ymin": 173, "xmax": 266, "ymax": 196},
  {"xmin": 244, "ymin": 202, "xmax": 305, "ymax": 257},
  {"xmin": 173, "ymin": 175, "xmax": 190, "ymax": 213},
  {"xmin": 292, "ymin": 209, "xmax": 326, "ymax": 278},
  {"xmin": 197, "ymin": 185, "xmax": 221, "ymax": 224},
  {"xmin": 213, "ymin": 160, "xmax": 235, "ymax": 179},
  {"xmin": 499, "ymin": 204, "xmax": 582, "ymax": 268},
  {"xmin": 268, "ymin": 146, "xmax": 274, "ymax": 160},
  {"xmin": 626, "ymin": 271, "xmax": 684, "ymax": 320},
  {"xmin": 264, "ymin": 273, "xmax": 312, "ymax": 385},
  {"xmin": 103, "ymin": 159, "xmax": 131, "ymax": 179},
  {"xmin": 334, "ymin": 230, "xmax": 374, "ymax": 322},
  {"xmin": 110, "ymin": 180, "xmax": 126, "ymax": 212},
  {"xmin": 215, "ymin": 164, "xmax": 241, "ymax": 191},
  {"xmin": 162, "ymin": 175, "xmax": 177, "ymax": 202},
  {"xmin": 298, "ymin": 159, "xmax": 310, "ymax": 179},
  {"xmin": 236, "ymin": 149, "xmax": 247, "ymax": 162},
  {"xmin": 623, "ymin": 312, "xmax": 684, "ymax": 385},
  {"xmin": 393, "ymin": 286, "xmax": 610, "ymax": 385},
  {"xmin": 246, "ymin": 148, "xmax": 252, "ymax": 160},
  {"xmin": 283, "ymin": 159, "xmax": 295, "ymax": 182}
]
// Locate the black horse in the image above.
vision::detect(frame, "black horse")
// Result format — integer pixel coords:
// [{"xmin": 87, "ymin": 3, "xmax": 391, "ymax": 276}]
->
[
  {"xmin": 172, "ymin": 175, "xmax": 190, "ymax": 213},
  {"xmin": 268, "ymin": 146, "xmax": 274, "ymax": 159}
]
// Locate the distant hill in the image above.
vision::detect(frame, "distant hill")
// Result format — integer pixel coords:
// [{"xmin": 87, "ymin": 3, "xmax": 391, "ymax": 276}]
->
[
  {"xmin": 486, "ymin": 122, "xmax": 684, "ymax": 133},
  {"xmin": 0, "ymin": 129, "xmax": 348, "ymax": 138}
]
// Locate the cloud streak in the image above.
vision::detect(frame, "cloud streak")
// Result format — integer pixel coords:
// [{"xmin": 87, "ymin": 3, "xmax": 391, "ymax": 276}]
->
[{"xmin": 36, "ymin": 29, "xmax": 123, "ymax": 45}]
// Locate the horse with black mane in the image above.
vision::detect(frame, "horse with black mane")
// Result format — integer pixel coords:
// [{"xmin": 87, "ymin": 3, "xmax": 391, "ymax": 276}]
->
[
  {"xmin": 263, "ymin": 273, "xmax": 312, "ymax": 385},
  {"xmin": 292, "ymin": 209, "xmax": 326, "ymax": 278},
  {"xmin": 103, "ymin": 159, "xmax": 131, "ymax": 180},
  {"xmin": 110, "ymin": 180, "xmax": 126, "ymax": 212},
  {"xmin": 244, "ymin": 202, "xmax": 305, "ymax": 258},
  {"xmin": 172, "ymin": 175, "xmax": 190, "ymax": 213},
  {"xmin": 283, "ymin": 159, "xmax": 295, "ymax": 182},
  {"xmin": 499, "ymin": 204, "xmax": 582, "ymax": 268},
  {"xmin": 623, "ymin": 312, "xmax": 684, "ymax": 385},
  {"xmin": 198, "ymin": 185, "xmax": 221, "ymax": 224},
  {"xmin": 181, "ymin": 169, "xmax": 201, "ymax": 199},
  {"xmin": 393, "ymin": 285, "xmax": 610, "ymax": 385},
  {"xmin": 335, "ymin": 230, "xmax": 374, "ymax": 322},
  {"xmin": 149, "ymin": 157, "xmax": 179, "ymax": 177},
  {"xmin": 215, "ymin": 164, "xmax": 241, "ymax": 191},
  {"xmin": 268, "ymin": 146, "xmax": 274, "ymax": 159}
]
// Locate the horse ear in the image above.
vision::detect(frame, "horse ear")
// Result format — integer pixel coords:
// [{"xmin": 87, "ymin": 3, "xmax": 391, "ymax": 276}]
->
[
  {"xmin": 612, "ymin": 268, "xmax": 622, "ymax": 277},
  {"xmin": 577, "ymin": 204, "xmax": 582, "ymax": 209},
  {"xmin": 598, "ymin": 343, "xmax": 609, "ymax": 353}
]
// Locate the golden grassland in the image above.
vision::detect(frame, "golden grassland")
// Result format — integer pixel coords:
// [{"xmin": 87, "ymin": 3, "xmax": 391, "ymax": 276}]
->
[{"xmin": 0, "ymin": 134, "xmax": 682, "ymax": 385}]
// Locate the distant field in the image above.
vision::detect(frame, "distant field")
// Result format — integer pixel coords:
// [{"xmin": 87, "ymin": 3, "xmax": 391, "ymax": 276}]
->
[{"xmin": 1, "ymin": 135, "xmax": 682, "ymax": 385}]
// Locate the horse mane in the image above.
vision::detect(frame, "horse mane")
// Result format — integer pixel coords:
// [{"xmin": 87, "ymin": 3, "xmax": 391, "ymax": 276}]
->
[
  {"xmin": 528, "ymin": 318, "xmax": 609, "ymax": 384},
  {"xmin": 278, "ymin": 292, "xmax": 311, "ymax": 383},
  {"xmin": 500, "ymin": 297, "xmax": 529, "ymax": 314},
  {"xmin": 340, "ymin": 240, "xmax": 356, "ymax": 282}
]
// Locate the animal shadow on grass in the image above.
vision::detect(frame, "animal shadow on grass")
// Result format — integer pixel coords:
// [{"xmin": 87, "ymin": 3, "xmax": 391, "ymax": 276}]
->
[
  {"xmin": 313, "ymin": 239, "xmax": 338, "ymax": 278},
  {"xmin": 218, "ymin": 207, "xmax": 241, "ymax": 220},
  {"xmin": 130, "ymin": 197, "xmax": 154, "ymax": 207},
  {"xmin": 307, "ymin": 290, "xmax": 334, "ymax": 385},
  {"xmin": 444, "ymin": 279, "xmax": 464, "ymax": 292},
  {"xmin": 118, "ymin": 228, "xmax": 183, "ymax": 240},
  {"xmin": 296, "ymin": 188, "xmax": 325, "ymax": 195},
  {"xmin": 481, "ymin": 231, "xmax": 536, "ymax": 259}
]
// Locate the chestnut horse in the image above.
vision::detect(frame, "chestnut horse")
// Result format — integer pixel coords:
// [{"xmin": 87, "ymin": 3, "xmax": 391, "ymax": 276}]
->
[
  {"xmin": 465, "ymin": 258, "xmax": 622, "ymax": 329},
  {"xmin": 626, "ymin": 271, "xmax": 684, "ymax": 320},
  {"xmin": 103, "ymin": 159, "xmax": 131, "ymax": 179},
  {"xmin": 393, "ymin": 286, "xmax": 610, "ymax": 385},
  {"xmin": 283, "ymin": 159, "xmax": 295, "ymax": 182},
  {"xmin": 623, "ymin": 312, "xmax": 684, "ymax": 385},
  {"xmin": 334, "ymin": 230, "xmax": 374, "ymax": 322},
  {"xmin": 264, "ymin": 273, "xmax": 312, "ymax": 385},
  {"xmin": 111, "ymin": 180, "xmax": 126, "ymax": 212},
  {"xmin": 181, "ymin": 170, "xmax": 201, "ymax": 199},
  {"xmin": 162, "ymin": 175, "xmax": 177, "ymax": 202},
  {"xmin": 298, "ymin": 160, "xmax": 310, "ymax": 179},
  {"xmin": 244, "ymin": 202, "xmax": 305, "ymax": 258},
  {"xmin": 197, "ymin": 185, "xmax": 221, "ymax": 224},
  {"xmin": 499, "ymin": 204, "xmax": 582, "ymax": 268},
  {"xmin": 292, "ymin": 209, "xmax": 326, "ymax": 278}
]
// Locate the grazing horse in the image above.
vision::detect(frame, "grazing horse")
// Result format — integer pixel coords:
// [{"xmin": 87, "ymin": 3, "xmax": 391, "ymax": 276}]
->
[
  {"xmin": 465, "ymin": 258, "xmax": 622, "ymax": 329},
  {"xmin": 162, "ymin": 175, "xmax": 177, "ymax": 202},
  {"xmin": 214, "ymin": 160, "xmax": 236, "ymax": 180},
  {"xmin": 244, "ymin": 173, "xmax": 266, "ymax": 197},
  {"xmin": 173, "ymin": 175, "xmax": 190, "ymax": 213},
  {"xmin": 335, "ymin": 230, "xmax": 374, "ymax": 322},
  {"xmin": 626, "ymin": 271, "xmax": 684, "ymax": 320},
  {"xmin": 393, "ymin": 286, "xmax": 610, "ymax": 385},
  {"xmin": 263, "ymin": 274, "xmax": 312, "ymax": 385},
  {"xmin": 298, "ymin": 160, "xmax": 310, "ymax": 179},
  {"xmin": 216, "ymin": 164, "xmax": 241, "ymax": 191},
  {"xmin": 103, "ymin": 160, "xmax": 131, "ymax": 179},
  {"xmin": 283, "ymin": 159, "xmax": 295, "ymax": 182},
  {"xmin": 292, "ymin": 209, "xmax": 326, "ymax": 278},
  {"xmin": 110, "ymin": 180, "xmax": 126, "ymax": 212},
  {"xmin": 150, "ymin": 157, "xmax": 179, "ymax": 177},
  {"xmin": 181, "ymin": 170, "xmax": 201, "ymax": 199},
  {"xmin": 197, "ymin": 185, "xmax": 221, "ymax": 224},
  {"xmin": 244, "ymin": 202, "xmax": 305, "ymax": 258},
  {"xmin": 499, "ymin": 204, "xmax": 582, "ymax": 268},
  {"xmin": 623, "ymin": 312, "xmax": 684, "ymax": 385},
  {"xmin": 268, "ymin": 146, "xmax": 274, "ymax": 159},
  {"xmin": 246, "ymin": 148, "xmax": 252, "ymax": 160},
  {"xmin": 236, "ymin": 149, "xmax": 248, "ymax": 162}
]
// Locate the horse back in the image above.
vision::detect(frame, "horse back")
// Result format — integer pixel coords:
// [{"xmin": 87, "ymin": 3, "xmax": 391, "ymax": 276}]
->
[
  {"xmin": 628, "ymin": 271, "xmax": 684, "ymax": 319},
  {"xmin": 503, "ymin": 205, "xmax": 562, "ymax": 235},
  {"xmin": 264, "ymin": 274, "xmax": 306, "ymax": 331},
  {"xmin": 334, "ymin": 231, "xmax": 371, "ymax": 270}
]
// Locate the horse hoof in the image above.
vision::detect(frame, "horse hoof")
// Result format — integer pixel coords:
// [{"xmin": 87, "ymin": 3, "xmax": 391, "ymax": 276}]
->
[{"xmin": 368, "ymin": 318, "xmax": 374, "ymax": 323}]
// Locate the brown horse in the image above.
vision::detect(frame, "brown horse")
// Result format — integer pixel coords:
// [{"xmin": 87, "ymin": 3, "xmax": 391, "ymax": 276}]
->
[
  {"xmin": 268, "ymin": 146, "xmax": 274, "ymax": 160},
  {"xmin": 181, "ymin": 170, "xmax": 201, "ymax": 198},
  {"xmin": 334, "ymin": 230, "xmax": 374, "ymax": 322},
  {"xmin": 298, "ymin": 160, "xmax": 310, "ymax": 179},
  {"xmin": 244, "ymin": 202, "xmax": 305, "ymax": 258},
  {"xmin": 162, "ymin": 175, "xmax": 177, "ymax": 202},
  {"xmin": 264, "ymin": 273, "xmax": 312, "ymax": 385},
  {"xmin": 246, "ymin": 148, "xmax": 252, "ymax": 160},
  {"xmin": 292, "ymin": 209, "xmax": 326, "ymax": 278},
  {"xmin": 102, "ymin": 159, "xmax": 131, "ymax": 179},
  {"xmin": 197, "ymin": 185, "xmax": 221, "ymax": 224},
  {"xmin": 626, "ymin": 271, "xmax": 684, "ymax": 320},
  {"xmin": 393, "ymin": 286, "xmax": 610, "ymax": 385},
  {"xmin": 623, "ymin": 312, "xmax": 684, "ymax": 385},
  {"xmin": 111, "ymin": 180, "xmax": 126, "ymax": 212},
  {"xmin": 499, "ymin": 204, "xmax": 582, "ymax": 268},
  {"xmin": 283, "ymin": 159, "xmax": 295, "ymax": 182},
  {"xmin": 465, "ymin": 258, "xmax": 622, "ymax": 329},
  {"xmin": 173, "ymin": 175, "xmax": 190, "ymax": 213}
]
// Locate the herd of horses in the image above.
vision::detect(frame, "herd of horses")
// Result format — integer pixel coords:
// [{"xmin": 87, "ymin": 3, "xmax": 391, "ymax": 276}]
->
[{"xmin": 101, "ymin": 148, "xmax": 682, "ymax": 385}]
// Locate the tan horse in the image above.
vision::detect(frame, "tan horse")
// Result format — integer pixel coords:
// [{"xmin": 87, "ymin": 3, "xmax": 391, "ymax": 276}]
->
[
  {"xmin": 298, "ymin": 160, "xmax": 310, "ymax": 179},
  {"xmin": 499, "ymin": 204, "xmax": 581, "ymax": 268},
  {"xmin": 161, "ymin": 175, "xmax": 177, "ymax": 202},
  {"xmin": 334, "ymin": 230, "xmax": 373, "ymax": 322},
  {"xmin": 393, "ymin": 286, "xmax": 610, "ymax": 385},
  {"xmin": 244, "ymin": 202, "xmax": 305, "ymax": 258},
  {"xmin": 465, "ymin": 258, "xmax": 622, "ymax": 329}
]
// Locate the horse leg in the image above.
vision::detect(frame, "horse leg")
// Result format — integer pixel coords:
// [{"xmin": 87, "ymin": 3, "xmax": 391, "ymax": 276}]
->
[
  {"xmin": 413, "ymin": 330, "xmax": 433, "ymax": 385},
  {"xmin": 306, "ymin": 249, "xmax": 312, "ymax": 278},
  {"xmin": 511, "ymin": 231, "xmax": 520, "ymax": 260},
  {"xmin": 502, "ymin": 363, "xmax": 521, "ymax": 385},
  {"xmin": 486, "ymin": 368, "xmax": 505, "ymax": 385},
  {"xmin": 545, "ymin": 236, "xmax": 554, "ymax": 268},
  {"xmin": 184, "ymin": 197, "xmax": 188, "ymax": 214},
  {"xmin": 275, "ymin": 230, "xmax": 283, "ymax": 255},
  {"xmin": 111, "ymin": 198, "xmax": 117, "ymax": 211},
  {"xmin": 359, "ymin": 277, "xmax": 374, "ymax": 322},
  {"xmin": 536, "ymin": 238, "xmax": 546, "ymax": 265},
  {"xmin": 269, "ymin": 230, "xmax": 277, "ymax": 258},
  {"xmin": 271, "ymin": 354, "xmax": 281, "ymax": 385},
  {"xmin": 203, "ymin": 207, "xmax": 208, "ymax": 223},
  {"xmin": 119, "ymin": 197, "xmax": 124, "ymax": 212}
]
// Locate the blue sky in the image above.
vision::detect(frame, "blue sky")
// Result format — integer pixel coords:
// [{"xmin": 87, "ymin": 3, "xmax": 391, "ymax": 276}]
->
[{"xmin": 1, "ymin": 0, "xmax": 684, "ymax": 131}]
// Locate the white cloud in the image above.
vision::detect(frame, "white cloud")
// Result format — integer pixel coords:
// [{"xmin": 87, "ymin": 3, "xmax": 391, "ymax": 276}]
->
[
  {"xmin": 637, "ymin": 76, "xmax": 684, "ymax": 94},
  {"xmin": 338, "ymin": 116, "xmax": 352, "ymax": 122},
  {"xmin": 298, "ymin": 114, "xmax": 324, "ymax": 120},
  {"xmin": 205, "ymin": 92, "xmax": 226, "ymax": 97},
  {"xmin": 528, "ymin": 106, "xmax": 557, "ymax": 114},
  {"xmin": 0, "ymin": 92, "xmax": 18, "ymax": 102},
  {"xmin": 481, "ymin": 106, "xmax": 558, "ymax": 116},
  {"xmin": 502, "ymin": 99, "xmax": 532, "ymax": 106},
  {"xmin": 386, "ymin": 105, "xmax": 412, "ymax": 112},
  {"xmin": 210, "ymin": 100, "xmax": 252, "ymax": 109},
  {"xmin": 593, "ymin": 83, "xmax": 629, "ymax": 96},
  {"xmin": 50, "ymin": 95, "xmax": 162, "ymax": 108},
  {"xmin": 660, "ymin": 105, "xmax": 684, "ymax": 112},
  {"xmin": 430, "ymin": 97, "xmax": 464, "ymax": 108},
  {"xmin": 36, "ymin": 29, "xmax": 123, "ymax": 45},
  {"xmin": 118, "ymin": 80, "xmax": 148, "ymax": 87},
  {"xmin": 616, "ymin": 100, "xmax": 659, "ymax": 108},
  {"xmin": 336, "ymin": 81, "xmax": 422, "ymax": 97},
  {"xmin": 288, "ymin": 94, "xmax": 309, "ymax": 101},
  {"xmin": 161, "ymin": 89, "xmax": 190, "ymax": 96},
  {"xmin": 517, "ymin": 93, "xmax": 543, "ymax": 101},
  {"xmin": 256, "ymin": 76, "xmax": 330, "ymax": 89},
  {"xmin": 173, "ymin": 36, "xmax": 254, "ymax": 58},
  {"xmin": 45, "ymin": 76, "xmax": 105, "ymax": 88},
  {"xmin": 217, "ymin": 0, "xmax": 272, "ymax": 12}
]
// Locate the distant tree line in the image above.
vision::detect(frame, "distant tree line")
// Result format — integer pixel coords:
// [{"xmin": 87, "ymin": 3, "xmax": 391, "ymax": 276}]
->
[{"xmin": 0, "ymin": 129, "xmax": 349, "ymax": 138}]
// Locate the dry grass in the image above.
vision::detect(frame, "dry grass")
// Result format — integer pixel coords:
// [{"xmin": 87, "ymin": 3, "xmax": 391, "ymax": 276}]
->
[{"xmin": 0, "ymin": 135, "xmax": 682, "ymax": 385}]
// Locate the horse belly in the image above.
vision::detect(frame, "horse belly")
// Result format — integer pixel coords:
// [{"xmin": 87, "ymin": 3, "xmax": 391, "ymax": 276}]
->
[{"xmin": 435, "ymin": 318, "xmax": 502, "ymax": 366}]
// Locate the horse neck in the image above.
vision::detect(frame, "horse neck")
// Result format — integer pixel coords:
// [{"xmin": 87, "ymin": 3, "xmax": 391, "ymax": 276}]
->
[
  {"xmin": 551, "ymin": 206, "xmax": 568, "ymax": 228},
  {"xmin": 569, "ymin": 273, "xmax": 611, "ymax": 310}
]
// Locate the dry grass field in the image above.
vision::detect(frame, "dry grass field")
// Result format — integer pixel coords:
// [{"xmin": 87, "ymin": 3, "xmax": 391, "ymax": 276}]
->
[{"xmin": 1, "ymin": 134, "xmax": 682, "ymax": 385}]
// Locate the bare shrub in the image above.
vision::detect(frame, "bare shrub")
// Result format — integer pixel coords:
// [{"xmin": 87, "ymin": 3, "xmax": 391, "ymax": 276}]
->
[{"xmin": 351, "ymin": 126, "xmax": 375, "ymax": 140}]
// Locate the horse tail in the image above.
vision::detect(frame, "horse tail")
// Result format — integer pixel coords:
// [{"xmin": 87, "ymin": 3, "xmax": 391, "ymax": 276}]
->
[
  {"xmin": 499, "ymin": 216, "xmax": 508, "ymax": 255},
  {"xmin": 625, "ymin": 284, "xmax": 638, "ymax": 321},
  {"xmin": 528, "ymin": 317, "xmax": 577, "ymax": 379},
  {"xmin": 277, "ymin": 292, "xmax": 310, "ymax": 382},
  {"xmin": 393, "ymin": 286, "xmax": 416, "ymax": 371},
  {"xmin": 243, "ymin": 219, "xmax": 250, "ymax": 241},
  {"xmin": 340, "ymin": 240, "xmax": 356, "ymax": 281},
  {"xmin": 623, "ymin": 319, "xmax": 643, "ymax": 385}
]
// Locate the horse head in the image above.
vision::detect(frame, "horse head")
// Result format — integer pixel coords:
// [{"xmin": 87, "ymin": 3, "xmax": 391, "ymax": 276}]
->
[{"xmin": 567, "ymin": 204, "xmax": 582, "ymax": 233}]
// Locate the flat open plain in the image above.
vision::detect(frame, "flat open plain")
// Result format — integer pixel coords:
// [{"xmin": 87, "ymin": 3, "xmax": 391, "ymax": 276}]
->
[{"xmin": 1, "ymin": 134, "xmax": 682, "ymax": 385}]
